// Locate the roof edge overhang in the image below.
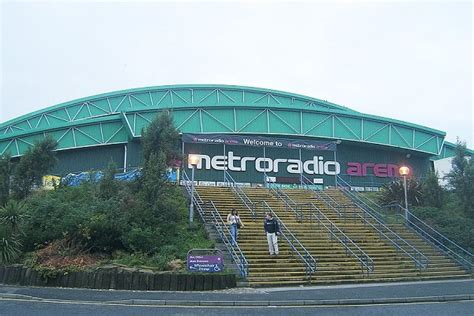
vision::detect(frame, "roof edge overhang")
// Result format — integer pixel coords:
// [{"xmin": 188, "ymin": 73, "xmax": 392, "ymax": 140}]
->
[{"xmin": 0, "ymin": 84, "xmax": 456, "ymax": 157}]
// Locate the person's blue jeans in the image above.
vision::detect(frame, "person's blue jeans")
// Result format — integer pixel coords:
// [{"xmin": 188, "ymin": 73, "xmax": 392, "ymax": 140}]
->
[{"xmin": 230, "ymin": 224, "xmax": 238, "ymax": 245}]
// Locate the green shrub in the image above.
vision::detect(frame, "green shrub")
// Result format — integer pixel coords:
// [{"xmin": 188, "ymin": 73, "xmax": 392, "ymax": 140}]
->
[
  {"xmin": 6, "ymin": 112, "xmax": 212, "ymax": 270},
  {"xmin": 0, "ymin": 235, "xmax": 22, "ymax": 264},
  {"xmin": 0, "ymin": 200, "xmax": 26, "ymax": 235},
  {"xmin": 22, "ymin": 185, "xmax": 95, "ymax": 250},
  {"xmin": 121, "ymin": 226, "xmax": 158, "ymax": 254},
  {"xmin": 412, "ymin": 205, "xmax": 474, "ymax": 254},
  {"xmin": 379, "ymin": 178, "xmax": 423, "ymax": 207},
  {"xmin": 111, "ymin": 248, "xmax": 176, "ymax": 271}
]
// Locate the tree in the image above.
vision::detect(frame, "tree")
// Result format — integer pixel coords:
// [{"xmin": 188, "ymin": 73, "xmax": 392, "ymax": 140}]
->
[
  {"xmin": 0, "ymin": 200, "xmax": 26, "ymax": 264},
  {"xmin": 135, "ymin": 112, "xmax": 185, "ymax": 249},
  {"xmin": 0, "ymin": 155, "xmax": 12, "ymax": 206},
  {"xmin": 99, "ymin": 160, "xmax": 118, "ymax": 199},
  {"xmin": 141, "ymin": 111, "xmax": 181, "ymax": 167},
  {"xmin": 0, "ymin": 236, "xmax": 22, "ymax": 264},
  {"xmin": 421, "ymin": 170, "xmax": 444, "ymax": 208},
  {"xmin": 0, "ymin": 200, "xmax": 26, "ymax": 236},
  {"xmin": 11, "ymin": 136, "xmax": 58, "ymax": 199},
  {"xmin": 445, "ymin": 140, "xmax": 474, "ymax": 215}
]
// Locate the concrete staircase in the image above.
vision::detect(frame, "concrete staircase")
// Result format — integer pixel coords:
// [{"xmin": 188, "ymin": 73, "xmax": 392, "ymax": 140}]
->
[
  {"xmin": 193, "ymin": 186, "xmax": 470, "ymax": 287},
  {"xmin": 196, "ymin": 186, "xmax": 309, "ymax": 287},
  {"xmin": 294, "ymin": 188, "xmax": 470, "ymax": 281}
]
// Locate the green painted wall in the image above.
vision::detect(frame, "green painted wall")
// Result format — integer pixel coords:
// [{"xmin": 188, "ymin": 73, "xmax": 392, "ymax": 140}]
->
[{"xmin": 52, "ymin": 144, "xmax": 125, "ymax": 175}]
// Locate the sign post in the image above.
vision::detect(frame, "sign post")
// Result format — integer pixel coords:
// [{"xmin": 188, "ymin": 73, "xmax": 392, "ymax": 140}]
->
[{"xmin": 187, "ymin": 249, "xmax": 224, "ymax": 273}]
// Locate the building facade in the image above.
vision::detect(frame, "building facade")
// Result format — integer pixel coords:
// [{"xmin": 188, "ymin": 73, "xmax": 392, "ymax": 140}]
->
[{"xmin": 0, "ymin": 85, "xmax": 469, "ymax": 189}]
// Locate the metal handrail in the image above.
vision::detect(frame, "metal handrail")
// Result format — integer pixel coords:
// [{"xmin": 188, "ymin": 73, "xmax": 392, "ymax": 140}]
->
[
  {"xmin": 225, "ymin": 183, "xmax": 317, "ymax": 278},
  {"xmin": 307, "ymin": 204, "xmax": 374, "ymax": 275},
  {"xmin": 399, "ymin": 213, "xmax": 473, "ymax": 271},
  {"xmin": 382, "ymin": 203, "xmax": 473, "ymax": 271},
  {"xmin": 268, "ymin": 186, "xmax": 302, "ymax": 218},
  {"xmin": 181, "ymin": 169, "xmax": 205, "ymax": 221},
  {"xmin": 331, "ymin": 178, "xmax": 428, "ymax": 269},
  {"xmin": 298, "ymin": 174, "xmax": 323, "ymax": 190},
  {"xmin": 259, "ymin": 201, "xmax": 317, "ymax": 278},
  {"xmin": 336, "ymin": 176, "xmax": 473, "ymax": 271},
  {"xmin": 181, "ymin": 170, "xmax": 249, "ymax": 277},
  {"xmin": 269, "ymin": 188, "xmax": 374, "ymax": 275},
  {"xmin": 393, "ymin": 203, "xmax": 473, "ymax": 257},
  {"xmin": 202, "ymin": 201, "xmax": 249, "ymax": 278},
  {"xmin": 335, "ymin": 176, "xmax": 385, "ymax": 220},
  {"xmin": 311, "ymin": 189, "xmax": 347, "ymax": 219},
  {"xmin": 353, "ymin": 208, "xmax": 429, "ymax": 270},
  {"xmin": 223, "ymin": 171, "xmax": 257, "ymax": 219}
]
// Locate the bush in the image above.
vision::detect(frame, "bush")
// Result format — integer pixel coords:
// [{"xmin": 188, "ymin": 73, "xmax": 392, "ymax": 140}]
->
[
  {"xmin": 0, "ymin": 235, "xmax": 22, "ymax": 264},
  {"xmin": 11, "ymin": 136, "xmax": 57, "ymax": 199},
  {"xmin": 379, "ymin": 178, "xmax": 423, "ymax": 207},
  {"xmin": 0, "ymin": 200, "xmax": 26, "ymax": 236},
  {"xmin": 19, "ymin": 173, "xmax": 209, "ymax": 266},
  {"xmin": 0, "ymin": 155, "xmax": 12, "ymax": 206},
  {"xmin": 121, "ymin": 226, "xmax": 158, "ymax": 254},
  {"xmin": 412, "ymin": 205, "xmax": 474, "ymax": 254},
  {"xmin": 22, "ymin": 185, "xmax": 95, "ymax": 250},
  {"xmin": 421, "ymin": 170, "xmax": 444, "ymax": 208},
  {"xmin": 111, "ymin": 246, "xmax": 177, "ymax": 271},
  {"xmin": 4, "ymin": 112, "xmax": 212, "ymax": 272}
]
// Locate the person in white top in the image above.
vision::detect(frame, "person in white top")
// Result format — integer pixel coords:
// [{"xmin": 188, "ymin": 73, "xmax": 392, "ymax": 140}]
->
[{"xmin": 226, "ymin": 208, "xmax": 244, "ymax": 245}]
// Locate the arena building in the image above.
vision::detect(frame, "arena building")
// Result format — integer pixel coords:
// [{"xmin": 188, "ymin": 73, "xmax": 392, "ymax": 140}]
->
[{"xmin": 0, "ymin": 85, "xmax": 471, "ymax": 189}]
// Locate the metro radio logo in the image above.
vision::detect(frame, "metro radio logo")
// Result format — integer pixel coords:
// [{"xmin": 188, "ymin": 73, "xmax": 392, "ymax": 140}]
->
[{"xmin": 188, "ymin": 152, "xmax": 409, "ymax": 178}]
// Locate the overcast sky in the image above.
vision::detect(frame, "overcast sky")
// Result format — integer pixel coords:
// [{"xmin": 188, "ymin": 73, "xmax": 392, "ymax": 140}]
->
[{"xmin": 1, "ymin": 0, "xmax": 472, "ymax": 147}]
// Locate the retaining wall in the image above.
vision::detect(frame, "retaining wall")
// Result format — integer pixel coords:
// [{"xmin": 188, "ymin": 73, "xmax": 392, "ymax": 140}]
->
[{"xmin": 0, "ymin": 265, "xmax": 236, "ymax": 291}]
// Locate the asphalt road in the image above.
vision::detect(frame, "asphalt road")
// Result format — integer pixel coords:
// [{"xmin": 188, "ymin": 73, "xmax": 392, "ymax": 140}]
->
[
  {"xmin": 1, "ymin": 279, "xmax": 473, "ymax": 303},
  {"xmin": 0, "ymin": 299, "xmax": 473, "ymax": 316},
  {"xmin": 0, "ymin": 279, "xmax": 472, "ymax": 315}
]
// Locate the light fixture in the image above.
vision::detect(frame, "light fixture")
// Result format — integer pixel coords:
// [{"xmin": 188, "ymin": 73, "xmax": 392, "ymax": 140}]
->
[
  {"xmin": 399, "ymin": 166, "xmax": 410, "ymax": 176},
  {"xmin": 399, "ymin": 165, "xmax": 410, "ymax": 221},
  {"xmin": 188, "ymin": 154, "xmax": 199, "ymax": 224},
  {"xmin": 188, "ymin": 154, "xmax": 200, "ymax": 166}
]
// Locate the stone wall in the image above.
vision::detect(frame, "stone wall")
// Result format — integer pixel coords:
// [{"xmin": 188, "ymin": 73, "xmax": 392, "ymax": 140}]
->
[{"xmin": 0, "ymin": 265, "xmax": 236, "ymax": 291}]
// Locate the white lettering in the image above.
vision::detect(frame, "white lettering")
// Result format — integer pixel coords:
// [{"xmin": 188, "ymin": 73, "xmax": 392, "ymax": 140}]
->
[
  {"xmin": 211, "ymin": 155, "xmax": 227, "ymax": 170},
  {"xmin": 287, "ymin": 159, "xmax": 302, "ymax": 173},
  {"xmin": 273, "ymin": 158, "xmax": 288, "ymax": 172},
  {"xmin": 324, "ymin": 161, "xmax": 340, "ymax": 175},
  {"xmin": 188, "ymin": 152, "xmax": 340, "ymax": 176},
  {"xmin": 303, "ymin": 159, "xmax": 315, "ymax": 175},
  {"xmin": 241, "ymin": 157, "xmax": 255, "ymax": 171},
  {"xmin": 228, "ymin": 151, "xmax": 241, "ymax": 171},
  {"xmin": 255, "ymin": 158, "xmax": 273, "ymax": 172}
]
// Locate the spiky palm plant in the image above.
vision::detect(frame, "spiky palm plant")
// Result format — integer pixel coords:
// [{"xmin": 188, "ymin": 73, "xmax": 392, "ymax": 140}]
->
[
  {"xmin": 0, "ymin": 200, "xmax": 26, "ymax": 235},
  {"xmin": 379, "ymin": 178, "xmax": 423, "ymax": 208},
  {"xmin": 0, "ymin": 236, "xmax": 22, "ymax": 264}
]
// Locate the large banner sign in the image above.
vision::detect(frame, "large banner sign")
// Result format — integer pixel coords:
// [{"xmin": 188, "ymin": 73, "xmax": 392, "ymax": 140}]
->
[
  {"xmin": 182, "ymin": 133, "xmax": 336, "ymax": 151},
  {"xmin": 189, "ymin": 151, "xmax": 340, "ymax": 175},
  {"xmin": 182, "ymin": 134, "xmax": 424, "ymax": 187}
]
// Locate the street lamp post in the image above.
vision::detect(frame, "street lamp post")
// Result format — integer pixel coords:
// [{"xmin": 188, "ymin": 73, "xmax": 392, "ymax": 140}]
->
[
  {"xmin": 334, "ymin": 140, "xmax": 341, "ymax": 187},
  {"xmin": 399, "ymin": 166, "xmax": 410, "ymax": 221},
  {"xmin": 188, "ymin": 155, "xmax": 199, "ymax": 224}
]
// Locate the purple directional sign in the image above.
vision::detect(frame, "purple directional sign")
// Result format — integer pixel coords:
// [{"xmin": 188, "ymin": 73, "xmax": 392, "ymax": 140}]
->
[{"xmin": 187, "ymin": 254, "xmax": 224, "ymax": 273}]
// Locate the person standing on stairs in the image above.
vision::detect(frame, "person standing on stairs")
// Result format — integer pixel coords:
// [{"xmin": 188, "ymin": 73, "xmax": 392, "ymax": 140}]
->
[
  {"xmin": 264, "ymin": 212, "xmax": 280, "ymax": 256},
  {"xmin": 227, "ymin": 208, "xmax": 244, "ymax": 246}
]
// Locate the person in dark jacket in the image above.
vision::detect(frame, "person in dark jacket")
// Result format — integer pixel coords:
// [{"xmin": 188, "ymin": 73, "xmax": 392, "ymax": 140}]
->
[{"xmin": 264, "ymin": 212, "xmax": 280, "ymax": 255}]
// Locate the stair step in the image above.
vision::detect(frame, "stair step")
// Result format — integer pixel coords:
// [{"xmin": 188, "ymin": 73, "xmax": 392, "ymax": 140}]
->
[{"xmin": 195, "ymin": 186, "xmax": 470, "ymax": 287}]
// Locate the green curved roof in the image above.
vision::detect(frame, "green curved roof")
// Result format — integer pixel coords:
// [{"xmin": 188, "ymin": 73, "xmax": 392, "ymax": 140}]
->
[{"xmin": 0, "ymin": 84, "xmax": 451, "ymax": 157}]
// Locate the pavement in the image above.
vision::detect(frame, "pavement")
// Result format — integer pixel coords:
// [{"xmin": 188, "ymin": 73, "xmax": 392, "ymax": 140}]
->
[
  {"xmin": 1, "ymin": 300, "xmax": 473, "ymax": 316},
  {"xmin": 0, "ymin": 278, "xmax": 473, "ymax": 307}
]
